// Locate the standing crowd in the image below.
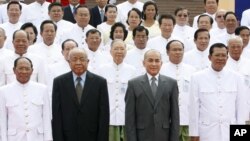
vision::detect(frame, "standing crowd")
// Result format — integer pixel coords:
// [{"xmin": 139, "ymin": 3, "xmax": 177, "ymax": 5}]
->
[{"xmin": 0, "ymin": 0, "xmax": 250, "ymax": 141}]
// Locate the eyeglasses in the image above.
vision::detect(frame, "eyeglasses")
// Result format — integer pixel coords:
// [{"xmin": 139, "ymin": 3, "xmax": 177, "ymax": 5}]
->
[{"xmin": 177, "ymin": 14, "xmax": 188, "ymax": 18}]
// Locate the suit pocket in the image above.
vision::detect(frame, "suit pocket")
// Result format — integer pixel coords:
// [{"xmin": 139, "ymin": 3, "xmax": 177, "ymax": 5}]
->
[{"xmin": 8, "ymin": 129, "xmax": 17, "ymax": 136}]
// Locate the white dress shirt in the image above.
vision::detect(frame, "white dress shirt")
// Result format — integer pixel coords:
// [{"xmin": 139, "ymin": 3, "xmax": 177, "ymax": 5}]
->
[
  {"xmin": 62, "ymin": 24, "xmax": 95, "ymax": 49},
  {"xmin": 124, "ymin": 47, "xmax": 149, "ymax": 76},
  {"xmin": 241, "ymin": 9, "xmax": 250, "ymax": 27},
  {"xmin": 28, "ymin": 42, "xmax": 63, "ymax": 65},
  {"xmin": 189, "ymin": 67, "xmax": 248, "ymax": 141},
  {"xmin": 160, "ymin": 62, "xmax": 196, "ymax": 125},
  {"xmin": 0, "ymin": 52, "xmax": 47, "ymax": 86},
  {"xmin": 116, "ymin": 1, "xmax": 143, "ymax": 25},
  {"xmin": 0, "ymin": 21, "xmax": 23, "ymax": 50},
  {"xmin": 0, "ymin": 80, "xmax": 52, "ymax": 141},
  {"xmin": 22, "ymin": 1, "xmax": 50, "ymax": 29},
  {"xmin": 98, "ymin": 62, "xmax": 136, "ymax": 125},
  {"xmin": 183, "ymin": 47, "xmax": 210, "ymax": 71}
]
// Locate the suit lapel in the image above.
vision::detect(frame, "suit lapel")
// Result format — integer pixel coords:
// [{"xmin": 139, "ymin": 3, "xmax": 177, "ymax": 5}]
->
[
  {"xmin": 154, "ymin": 75, "xmax": 166, "ymax": 109},
  {"xmin": 65, "ymin": 72, "xmax": 80, "ymax": 108},
  {"xmin": 140, "ymin": 74, "xmax": 155, "ymax": 107}
]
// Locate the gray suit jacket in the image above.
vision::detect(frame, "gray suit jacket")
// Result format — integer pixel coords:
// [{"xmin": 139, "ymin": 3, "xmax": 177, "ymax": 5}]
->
[{"xmin": 125, "ymin": 74, "xmax": 179, "ymax": 141}]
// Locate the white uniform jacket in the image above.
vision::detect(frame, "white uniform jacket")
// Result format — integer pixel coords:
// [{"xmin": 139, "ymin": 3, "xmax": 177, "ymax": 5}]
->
[
  {"xmin": 61, "ymin": 24, "xmax": 95, "ymax": 49},
  {"xmin": 28, "ymin": 42, "xmax": 63, "ymax": 65},
  {"xmin": 241, "ymin": 9, "xmax": 250, "ymax": 27},
  {"xmin": 189, "ymin": 67, "xmax": 248, "ymax": 141},
  {"xmin": 160, "ymin": 62, "xmax": 196, "ymax": 125},
  {"xmin": 0, "ymin": 81, "xmax": 52, "ymax": 141},
  {"xmin": 225, "ymin": 56, "xmax": 250, "ymax": 118},
  {"xmin": 124, "ymin": 47, "xmax": 149, "ymax": 76},
  {"xmin": 98, "ymin": 62, "xmax": 136, "ymax": 125},
  {"xmin": 183, "ymin": 47, "xmax": 210, "ymax": 71}
]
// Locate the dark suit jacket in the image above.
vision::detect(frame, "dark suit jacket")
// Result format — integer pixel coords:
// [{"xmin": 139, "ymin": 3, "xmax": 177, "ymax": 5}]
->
[
  {"xmin": 89, "ymin": 6, "xmax": 107, "ymax": 28},
  {"xmin": 125, "ymin": 74, "xmax": 179, "ymax": 141},
  {"xmin": 63, "ymin": 6, "xmax": 76, "ymax": 23},
  {"xmin": 52, "ymin": 71, "xmax": 109, "ymax": 141}
]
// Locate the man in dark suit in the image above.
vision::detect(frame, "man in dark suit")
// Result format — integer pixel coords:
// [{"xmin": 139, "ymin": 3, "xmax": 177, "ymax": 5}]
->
[
  {"xmin": 52, "ymin": 48, "xmax": 109, "ymax": 141},
  {"xmin": 89, "ymin": 0, "xmax": 108, "ymax": 27},
  {"xmin": 125, "ymin": 49, "xmax": 180, "ymax": 141},
  {"xmin": 62, "ymin": 0, "xmax": 80, "ymax": 23}
]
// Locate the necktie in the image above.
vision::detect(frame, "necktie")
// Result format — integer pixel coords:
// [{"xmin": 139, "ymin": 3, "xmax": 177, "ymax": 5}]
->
[
  {"xmin": 100, "ymin": 9, "xmax": 104, "ymax": 22},
  {"xmin": 73, "ymin": 6, "xmax": 76, "ymax": 14},
  {"xmin": 151, "ymin": 77, "xmax": 157, "ymax": 97},
  {"xmin": 76, "ymin": 77, "xmax": 83, "ymax": 103}
]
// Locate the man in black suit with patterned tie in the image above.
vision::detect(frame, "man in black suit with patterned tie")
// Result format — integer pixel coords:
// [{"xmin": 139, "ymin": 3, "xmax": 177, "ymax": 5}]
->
[{"xmin": 52, "ymin": 48, "xmax": 109, "ymax": 141}]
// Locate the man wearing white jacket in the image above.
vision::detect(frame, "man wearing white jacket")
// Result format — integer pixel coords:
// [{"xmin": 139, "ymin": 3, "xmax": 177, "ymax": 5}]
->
[
  {"xmin": 0, "ymin": 57, "xmax": 52, "ymax": 141},
  {"xmin": 160, "ymin": 40, "xmax": 196, "ymax": 141},
  {"xmin": 189, "ymin": 43, "xmax": 248, "ymax": 141}
]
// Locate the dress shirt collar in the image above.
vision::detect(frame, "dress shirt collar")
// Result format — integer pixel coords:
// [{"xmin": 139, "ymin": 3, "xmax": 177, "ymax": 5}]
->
[
  {"xmin": 72, "ymin": 71, "xmax": 87, "ymax": 86},
  {"xmin": 98, "ymin": 6, "xmax": 106, "ymax": 12},
  {"xmin": 6, "ymin": 21, "xmax": 22, "ymax": 26},
  {"xmin": 14, "ymin": 79, "xmax": 31, "ymax": 88},
  {"xmin": 147, "ymin": 73, "xmax": 159, "ymax": 85},
  {"xmin": 228, "ymin": 55, "xmax": 241, "ymax": 64},
  {"xmin": 226, "ymin": 32, "xmax": 235, "ymax": 38},
  {"xmin": 134, "ymin": 47, "xmax": 148, "ymax": 54},
  {"xmin": 209, "ymin": 65, "xmax": 225, "ymax": 77},
  {"xmin": 112, "ymin": 61, "xmax": 124, "ymax": 70},
  {"xmin": 160, "ymin": 34, "xmax": 172, "ymax": 41},
  {"xmin": 168, "ymin": 61, "xmax": 183, "ymax": 69},
  {"xmin": 75, "ymin": 23, "xmax": 85, "ymax": 31},
  {"xmin": 175, "ymin": 24, "xmax": 187, "ymax": 31},
  {"xmin": 127, "ymin": 0, "xmax": 139, "ymax": 6},
  {"xmin": 14, "ymin": 52, "xmax": 28, "ymax": 57},
  {"xmin": 194, "ymin": 47, "xmax": 209, "ymax": 56},
  {"xmin": 204, "ymin": 12, "xmax": 216, "ymax": 19},
  {"xmin": 70, "ymin": 4, "xmax": 79, "ymax": 12},
  {"xmin": 87, "ymin": 47, "xmax": 101, "ymax": 54},
  {"xmin": 34, "ymin": 1, "xmax": 46, "ymax": 6},
  {"xmin": 41, "ymin": 41, "xmax": 54, "ymax": 48}
]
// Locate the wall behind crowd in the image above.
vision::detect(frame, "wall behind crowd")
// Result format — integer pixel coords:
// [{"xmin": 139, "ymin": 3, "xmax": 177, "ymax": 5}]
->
[
  {"xmin": 17, "ymin": 0, "xmax": 204, "ymax": 25},
  {"xmin": 2, "ymin": 0, "xmax": 249, "ymax": 25}
]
